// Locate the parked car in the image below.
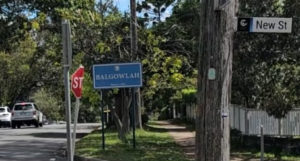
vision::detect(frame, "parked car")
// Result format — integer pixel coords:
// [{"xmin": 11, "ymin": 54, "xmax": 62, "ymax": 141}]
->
[
  {"xmin": 0, "ymin": 106, "xmax": 11, "ymax": 127},
  {"xmin": 11, "ymin": 102, "xmax": 43, "ymax": 129}
]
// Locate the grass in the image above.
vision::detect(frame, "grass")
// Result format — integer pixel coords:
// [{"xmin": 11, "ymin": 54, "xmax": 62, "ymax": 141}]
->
[
  {"xmin": 231, "ymin": 130, "xmax": 300, "ymax": 161},
  {"xmin": 75, "ymin": 126, "xmax": 190, "ymax": 161},
  {"xmin": 76, "ymin": 120, "xmax": 300, "ymax": 161},
  {"xmin": 231, "ymin": 150, "xmax": 300, "ymax": 161}
]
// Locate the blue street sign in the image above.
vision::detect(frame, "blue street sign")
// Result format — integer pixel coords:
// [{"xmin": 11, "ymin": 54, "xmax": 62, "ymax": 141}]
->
[{"xmin": 93, "ymin": 63, "xmax": 142, "ymax": 89}]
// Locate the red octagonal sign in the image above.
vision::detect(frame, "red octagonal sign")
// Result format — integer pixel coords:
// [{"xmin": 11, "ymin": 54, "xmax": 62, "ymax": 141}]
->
[{"xmin": 71, "ymin": 65, "xmax": 84, "ymax": 98}]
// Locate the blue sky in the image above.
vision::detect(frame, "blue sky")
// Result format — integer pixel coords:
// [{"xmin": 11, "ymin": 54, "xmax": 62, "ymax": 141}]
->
[
  {"xmin": 114, "ymin": 0, "xmax": 131, "ymax": 12},
  {"xmin": 114, "ymin": 0, "xmax": 174, "ymax": 21}
]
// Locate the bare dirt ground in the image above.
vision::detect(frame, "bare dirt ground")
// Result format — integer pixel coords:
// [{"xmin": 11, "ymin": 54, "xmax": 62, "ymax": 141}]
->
[{"xmin": 151, "ymin": 121, "xmax": 259, "ymax": 161}]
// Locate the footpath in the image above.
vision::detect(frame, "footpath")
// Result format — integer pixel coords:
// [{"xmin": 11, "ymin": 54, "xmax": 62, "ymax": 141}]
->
[
  {"xmin": 151, "ymin": 121, "xmax": 258, "ymax": 161},
  {"xmin": 151, "ymin": 121, "xmax": 195, "ymax": 160}
]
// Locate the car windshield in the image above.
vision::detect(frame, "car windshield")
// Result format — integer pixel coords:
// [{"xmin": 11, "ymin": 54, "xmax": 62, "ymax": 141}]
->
[
  {"xmin": 14, "ymin": 104, "xmax": 33, "ymax": 111},
  {"xmin": 0, "ymin": 108, "xmax": 5, "ymax": 113}
]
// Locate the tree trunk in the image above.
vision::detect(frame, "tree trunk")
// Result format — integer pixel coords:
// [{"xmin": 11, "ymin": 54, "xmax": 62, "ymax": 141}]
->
[
  {"xmin": 135, "ymin": 88, "xmax": 143, "ymax": 129},
  {"xmin": 196, "ymin": 0, "xmax": 237, "ymax": 161},
  {"xmin": 121, "ymin": 89, "xmax": 131, "ymax": 138},
  {"xmin": 108, "ymin": 104, "xmax": 124, "ymax": 140},
  {"xmin": 108, "ymin": 89, "xmax": 132, "ymax": 141}
]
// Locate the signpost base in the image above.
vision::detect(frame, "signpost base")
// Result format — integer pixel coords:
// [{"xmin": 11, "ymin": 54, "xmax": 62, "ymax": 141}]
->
[
  {"xmin": 132, "ymin": 88, "xmax": 136, "ymax": 149},
  {"xmin": 72, "ymin": 98, "xmax": 80, "ymax": 159},
  {"xmin": 100, "ymin": 90, "xmax": 105, "ymax": 150}
]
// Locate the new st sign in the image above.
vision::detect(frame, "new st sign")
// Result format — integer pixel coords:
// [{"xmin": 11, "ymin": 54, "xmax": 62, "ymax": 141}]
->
[
  {"xmin": 71, "ymin": 66, "xmax": 84, "ymax": 98},
  {"xmin": 93, "ymin": 63, "xmax": 142, "ymax": 89},
  {"xmin": 238, "ymin": 17, "xmax": 292, "ymax": 33}
]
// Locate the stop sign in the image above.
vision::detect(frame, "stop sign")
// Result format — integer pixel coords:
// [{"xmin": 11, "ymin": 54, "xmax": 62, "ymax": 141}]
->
[{"xmin": 71, "ymin": 66, "xmax": 84, "ymax": 98}]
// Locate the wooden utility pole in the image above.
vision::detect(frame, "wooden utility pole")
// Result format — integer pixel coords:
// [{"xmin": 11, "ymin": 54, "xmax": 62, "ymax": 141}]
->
[{"xmin": 196, "ymin": 0, "xmax": 238, "ymax": 161}]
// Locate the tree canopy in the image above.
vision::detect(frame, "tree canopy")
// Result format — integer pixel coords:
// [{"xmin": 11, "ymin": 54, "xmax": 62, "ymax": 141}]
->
[{"xmin": 0, "ymin": 0, "xmax": 299, "ymax": 123}]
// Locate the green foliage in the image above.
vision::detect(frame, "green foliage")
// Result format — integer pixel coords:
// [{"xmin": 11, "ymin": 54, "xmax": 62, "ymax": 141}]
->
[
  {"xmin": 0, "ymin": 33, "xmax": 38, "ymax": 105},
  {"xmin": 1, "ymin": 0, "xmax": 298, "ymax": 123},
  {"xmin": 76, "ymin": 72, "xmax": 101, "ymax": 123},
  {"xmin": 182, "ymin": 88, "xmax": 197, "ymax": 104},
  {"xmin": 138, "ymin": 0, "xmax": 199, "ymax": 115},
  {"xmin": 141, "ymin": 32, "xmax": 192, "ymax": 91},
  {"xmin": 82, "ymin": 73, "xmax": 100, "ymax": 105},
  {"xmin": 233, "ymin": 0, "xmax": 300, "ymax": 118},
  {"xmin": 95, "ymin": 42, "xmax": 111, "ymax": 54},
  {"xmin": 32, "ymin": 88, "xmax": 62, "ymax": 121}
]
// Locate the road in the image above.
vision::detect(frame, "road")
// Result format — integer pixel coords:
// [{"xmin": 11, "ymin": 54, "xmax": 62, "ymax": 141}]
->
[{"xmin": 0, "ymin": 123, "xmax": 99, "ymax": 161}]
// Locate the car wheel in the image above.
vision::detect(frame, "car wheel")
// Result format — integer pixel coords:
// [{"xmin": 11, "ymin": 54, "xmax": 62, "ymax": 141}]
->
[
  {"xmin": 17, "ymin": 124, "xmax": 21, "ymax": 129},
  {"xmin": 35, "ymin": 121, "xmax": 39, "ymax": 128},
  {"xmin": 11, "ymin": 122, "xmax": 16, "ymax": 129},
  {"xmin": 39, "ymin": 123, "xmax": 43, "ymax": 127}
]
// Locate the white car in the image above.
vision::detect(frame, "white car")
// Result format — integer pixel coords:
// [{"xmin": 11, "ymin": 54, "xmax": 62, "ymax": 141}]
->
[
  {"xmin": 0, "ymin": 106, "xmax": 11, "ymax": 127},
  {"xmin": 11, "ymin": 102, "xmax": 43, "ymax": 129}
]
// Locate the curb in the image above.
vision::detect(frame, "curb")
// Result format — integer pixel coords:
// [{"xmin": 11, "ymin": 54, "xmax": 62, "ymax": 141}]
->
[
  {"xmin": 59, "ymin": 146, "xmax": 108, "ymax": 161},
  {"xmin": 60, "ymin": 148, "xmax": 108, "ymax": 161}
]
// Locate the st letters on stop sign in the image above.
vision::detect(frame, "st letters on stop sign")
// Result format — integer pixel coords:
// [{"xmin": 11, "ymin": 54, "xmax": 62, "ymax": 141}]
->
[{"xmin": 71, "ymin": 66, "xmax": 84, "ymax": 98}]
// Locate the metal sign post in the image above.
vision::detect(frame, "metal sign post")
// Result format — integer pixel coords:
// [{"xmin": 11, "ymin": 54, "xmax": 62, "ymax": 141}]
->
[
  {"xmin": 70, "ymin": 65, "xmax": 85, "ymax": 160},
  {"xmin": 99, "ymin": 90, "xmax": 105, "ymax": 150},
  {"xmin": 132, "ymin": 88, "xmax": 136, "ymax": 149},
  {"xmin": 72, "ymin": 98, "xmax": 80, "ymax": 158},
  {"xmin": 62, "ymin": 19, "xmax": 73, "ymax": 161},
  {"xmin": 260, "ymin": 125, "xmax": 264, "ymax": 161}
]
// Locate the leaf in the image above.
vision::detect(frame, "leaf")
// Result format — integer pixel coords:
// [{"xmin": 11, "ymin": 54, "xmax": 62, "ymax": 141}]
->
[
  {"xmin": 31, "ymin": 21, "xmax": 40, "ymax": 30},
  {"xmin": 95, "ymin": 42, "xmax": 111, "ymax": 54}
]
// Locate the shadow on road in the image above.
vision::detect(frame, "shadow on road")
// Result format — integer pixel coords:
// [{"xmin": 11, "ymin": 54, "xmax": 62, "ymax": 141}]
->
[
  {"xmin": 28, "ymin": 132, "xmax": 88, "ymax": 139},
  {"xmin": 0, "ymin": 140, "xmax": 66, "ymax": 161}
]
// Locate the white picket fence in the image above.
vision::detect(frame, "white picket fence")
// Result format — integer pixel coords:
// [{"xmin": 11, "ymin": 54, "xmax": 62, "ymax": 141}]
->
[
  {"xmin": 186, "ymin": 104, "xmax": 300, "ymax": 136},
  {"xmin": 186, "ymin": 104, "xmax": 197, "ymax": 121}
]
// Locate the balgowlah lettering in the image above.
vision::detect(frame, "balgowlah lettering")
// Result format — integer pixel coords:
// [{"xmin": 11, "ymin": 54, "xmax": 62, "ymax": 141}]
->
[{"xmin": 96, "ymin": 73, "xmax": 140, "ymax": 80}]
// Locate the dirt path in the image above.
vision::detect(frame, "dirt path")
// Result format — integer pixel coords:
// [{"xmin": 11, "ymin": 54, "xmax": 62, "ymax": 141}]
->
[
  {"xmin": 151, "ymin": 121, "xmax": 195, "ymax": 160},
  {"xmin": 151, "ymin": 121, "xmax": 258, "ymax": 161}
]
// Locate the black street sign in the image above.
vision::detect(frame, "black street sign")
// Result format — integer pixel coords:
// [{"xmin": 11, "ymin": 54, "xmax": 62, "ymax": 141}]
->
[{"xmin": 237, "ymin": 18, "xmax": 251, "ymax": 32}]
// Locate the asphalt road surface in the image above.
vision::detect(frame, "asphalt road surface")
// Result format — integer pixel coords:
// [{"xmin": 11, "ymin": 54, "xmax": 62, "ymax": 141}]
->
[{"xmin": 0, "ymin": 123, "xmax": 99, "ymax": 161}]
